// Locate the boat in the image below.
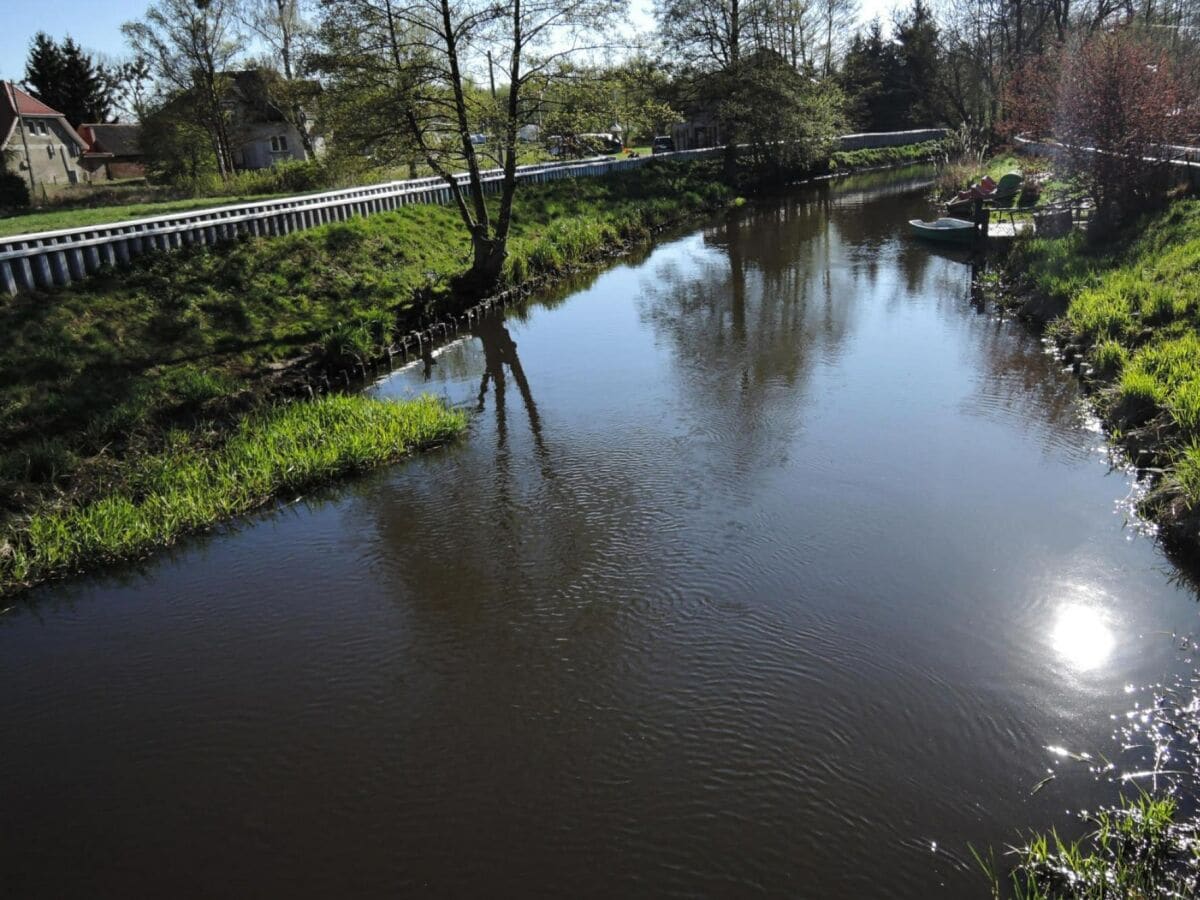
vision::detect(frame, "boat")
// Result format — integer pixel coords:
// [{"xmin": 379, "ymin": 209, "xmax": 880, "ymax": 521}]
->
[{"xmin": 909, "ymin": 217, "xmax": 977, "ymax": 244}]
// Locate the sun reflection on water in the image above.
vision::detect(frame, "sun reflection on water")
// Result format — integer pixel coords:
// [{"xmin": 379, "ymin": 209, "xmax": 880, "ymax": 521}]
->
[{"xmin": 1050, "ymin": 602, "xmax": 1116, "ymax": 672}]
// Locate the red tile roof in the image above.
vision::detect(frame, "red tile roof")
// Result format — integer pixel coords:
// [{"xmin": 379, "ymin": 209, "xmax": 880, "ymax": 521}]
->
[
  {"xmin": 0, "ymin": 81, "xmax": 87, "ymax": 151},
  {"xmin": 5, "ymin": 83, "xmax": 59, "ymax": 117}
]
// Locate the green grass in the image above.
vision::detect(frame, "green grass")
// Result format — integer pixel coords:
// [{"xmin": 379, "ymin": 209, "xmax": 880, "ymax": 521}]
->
[
  {"xmin": 979, "ymin": 793, "xmax": 1196, "ymax": 898},
  {"xmin": 0, "ymin": 149, "xmax": 566, "ymax": 238},
  {"xmin": 0, "ymin": 193, "xmax": 295, "ymax": 237},
  {"xmin": 1013, "ymin": 198, "xmax": 1200, "ymax": 512},
  {"xmin": 829, "ymin": 140, "xmax": 944, "ymax": 172},
  {"xmin": 0, "ymin": 156, "xmax": 733, "ymax": 595},
  {"xmin": 0, "ymin": 393, "xmax": 465, "ymax": 592}
]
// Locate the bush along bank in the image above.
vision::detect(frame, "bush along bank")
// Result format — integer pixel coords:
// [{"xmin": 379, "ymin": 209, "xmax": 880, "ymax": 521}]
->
[
  {"xmin": 993, "ymin": 199, "xmax": 1200, "ymax": 554},
  {"xmin": 0, "ymin": 157, "xmax": 736, "ymax": 597},
  {"xmin": 827, "ymin": 139, "xmax": 946, "ymax": 174}
]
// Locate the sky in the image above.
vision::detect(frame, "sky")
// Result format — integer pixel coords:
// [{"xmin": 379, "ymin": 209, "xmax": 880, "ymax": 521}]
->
[{"xmin": 1, "ymin": 0, "xmax": 899, "ymax": 84}]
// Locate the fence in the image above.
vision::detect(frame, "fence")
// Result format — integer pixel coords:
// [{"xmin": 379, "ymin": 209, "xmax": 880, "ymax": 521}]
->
[
  {"xmin": 0, "ymin": 129, "xmax": 946, "ymax": 297},
  {"xmin": 1014, "ymin": 134, "xmax": 1200, "ymax": 188},
  {"xmin": 835, "ymin": 129, "xmax": 946, "ymax": 151}
]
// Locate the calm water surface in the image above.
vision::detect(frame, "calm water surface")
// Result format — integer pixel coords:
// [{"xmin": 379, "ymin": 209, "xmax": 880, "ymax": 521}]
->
[{"xmin": 3, "ymin": 167, "xmax": 1198, "ymax": 897}]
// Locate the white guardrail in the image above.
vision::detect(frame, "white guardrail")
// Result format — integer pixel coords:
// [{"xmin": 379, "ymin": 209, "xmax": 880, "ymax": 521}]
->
[
  {"xmin": 1014, "ymin": 134, "xmax": 1200, "ymax": 173},
  {"xmin": 0, "ymin": 129, "xmax": 945, "ymax": 296}
]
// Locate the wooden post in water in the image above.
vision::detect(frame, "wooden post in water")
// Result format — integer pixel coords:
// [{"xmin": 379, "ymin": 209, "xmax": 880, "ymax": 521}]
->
[{"xmin": 973, "ymin": 199, "xmax": 990, "ymax": 247}]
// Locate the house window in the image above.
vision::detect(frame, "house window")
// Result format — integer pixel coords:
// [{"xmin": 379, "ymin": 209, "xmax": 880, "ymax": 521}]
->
[{"xmin": 270, "ymin": 135, "xmax": 289, "ymax": 153}]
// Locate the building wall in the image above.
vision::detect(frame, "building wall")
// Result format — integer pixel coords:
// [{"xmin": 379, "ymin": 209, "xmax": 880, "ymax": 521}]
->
[
  {"xmin": 5, "ymin": 116, "xmax": 88, "ymax": 185},
  {"xmin": 671, "ymin": 113, "xmax": 723, "ymax": 151},
  {"xmin": 107, "ymin": 160, "xmax": 146, "ymax": 179},
  {"xmin": 233, "ymin": 121, "xmax": 325, "ymax": 170},
  {"xmin": 79, "ymin": 157, "xmax": 147, "ymax": 181}
]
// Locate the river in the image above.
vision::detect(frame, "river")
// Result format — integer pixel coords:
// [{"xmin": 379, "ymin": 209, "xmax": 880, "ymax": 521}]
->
[{"xmin": 2, "ymin": 166, "xmax": 1197, "ymax": 897}]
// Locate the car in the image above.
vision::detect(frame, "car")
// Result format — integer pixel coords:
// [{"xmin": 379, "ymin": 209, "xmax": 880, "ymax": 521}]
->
[{"xmin": 651, "ymin": 136, "xmax": 676, "ymax": 154}]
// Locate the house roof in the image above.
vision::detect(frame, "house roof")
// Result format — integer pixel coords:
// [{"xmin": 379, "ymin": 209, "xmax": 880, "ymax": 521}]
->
[
  {"xmin": 80, "ymin": 122, "xmax": 142, "ymax": 158},
  {"xmin": 0, "ymin": 81, "xmax": 88, "ymax": 151}
]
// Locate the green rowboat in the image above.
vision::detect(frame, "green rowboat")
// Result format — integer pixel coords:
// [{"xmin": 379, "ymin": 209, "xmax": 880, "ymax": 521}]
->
[{"xmin": 909, "ymin": 217, "xmax": 977, "ymax": 245}]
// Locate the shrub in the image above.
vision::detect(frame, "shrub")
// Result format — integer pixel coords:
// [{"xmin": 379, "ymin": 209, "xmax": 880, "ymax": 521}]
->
[
  {"xmin": 1091, "ymin": 340, "xmax": 1128, "ymax": 379},
  {"xmin": 0, "ymin": 169, "xmax": 31, "ymax": 211}
]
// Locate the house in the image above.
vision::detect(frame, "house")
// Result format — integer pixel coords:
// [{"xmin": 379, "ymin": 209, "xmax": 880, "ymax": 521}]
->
[
  {"xmin": 78, "ymin": 123, "xmax": 146, "ymax": 180},
  {"xmin": 225, "ymin": 70, "xmax": 326, "ymax": 170},
  {"xmin": 671, "ymin": 107, "xmax": 724, "ymax": 151},
  {"xmin": 0, "ymin": 81, "xmax": 90, "ymax": 185}
]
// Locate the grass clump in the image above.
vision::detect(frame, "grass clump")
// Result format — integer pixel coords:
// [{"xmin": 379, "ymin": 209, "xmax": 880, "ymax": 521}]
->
[
  {"xmin": 1172, "ymin": 443, "xmax": 1200, "ymax": 506},
  {"xmin": 0, "ymin": 394, "xmax": 466, "ymax": 593},
  {"xmin": 1091, "ymin": 340, "xmax": 1128, "ymax": 379},
  {"xmin": 980, "ymin": 793, "xmax": 1197, "ymax": 899}
]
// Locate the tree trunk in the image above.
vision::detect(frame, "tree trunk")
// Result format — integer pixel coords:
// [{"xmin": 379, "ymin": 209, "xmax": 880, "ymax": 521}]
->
[
  {"xmin": 724, "ymin": 0, "xmax": 740, "ymax": 182},
  {"xmin": 468, "ymin": 228, "xmax": 507, "ymax": 292}
]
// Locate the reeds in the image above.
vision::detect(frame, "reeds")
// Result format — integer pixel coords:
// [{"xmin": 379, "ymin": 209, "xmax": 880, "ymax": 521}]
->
[{"xmin": 980, "ymin": 793, "xmax": 1192, "ymax": 898}]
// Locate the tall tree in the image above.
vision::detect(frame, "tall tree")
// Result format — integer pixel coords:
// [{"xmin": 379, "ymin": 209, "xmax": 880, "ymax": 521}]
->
[
  {"xmin": 817, "ymin": 0, "xmax": 857, "ymax": 75},
  {"xmin": 840, "ymin": 19, "xmax": 904, "ymax": 129},
  {"xmin": 59, "ymin": 38, "xmax": 115, "ymax": 125},
  {"xmin": 23, "ymin": 34, "xmax": 66, "ymax": 109},
  {"xmin": 893, "ymin": 0, "xmax": 943, "ymax": 126},
  {"xmin": 24, "ymin": 34, "xmax": 116, "ymax": 126},
  {"xmin": 237, "ymin": 0, "xmax": 318, "ymax": 155},
  {"xmin": 316, "ymin": 0, "xmax": 622, "ymax": 291},
  {"xmin": 725, "ymin": 48, "xmax": 846, "ymax": 174},
  {"xmin": 123, "ymin": 0, "xmax": 243, "ymax": 178},
  {"xmin": 657, "ymin": 0, "xmax": 744, "ymax": 177}
]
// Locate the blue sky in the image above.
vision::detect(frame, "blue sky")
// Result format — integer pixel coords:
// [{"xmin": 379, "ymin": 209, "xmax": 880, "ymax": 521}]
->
[
  {"xmin": 2, "ymin": 0, "xmax": 899, "ymax": 84},
  {"xmin": 1, "ymin": 0, "xmax": 148, "ymax": 81}
]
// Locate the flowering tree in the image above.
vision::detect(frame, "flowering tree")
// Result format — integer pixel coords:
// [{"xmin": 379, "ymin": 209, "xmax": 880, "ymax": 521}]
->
[{"xmin": 1002, "ymin": 30, "xmax": 1196, "ymax": 232}]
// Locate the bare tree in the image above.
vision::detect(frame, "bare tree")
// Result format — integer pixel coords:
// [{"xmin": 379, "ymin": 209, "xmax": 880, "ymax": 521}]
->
[
  {"xmin": 123, "ymin": 0, "xmax": 244, "ymax": 177},
  {"xmin": 817, "ymin": 0, "xmax": 857, "ymax": 75},
  {"xmin": 237, "ymin": 0, "xmax": 318, "ymax": 155},
  {"xmin": 317, "ymin": 0, "xmax": 622, "ymax": 291}
]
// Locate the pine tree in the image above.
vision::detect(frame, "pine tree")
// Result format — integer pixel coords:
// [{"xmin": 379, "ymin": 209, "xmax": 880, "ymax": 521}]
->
[
  {"xmin": 840, "ymin": 20, "xmax": 905, "ymax": 130},
  {"xmin": 59, "ymin": 38, "xmax": 114, "ymax": 125},
  {"xmin": 894, "ymin": 0, "xmax": 942, "ymax": 127},
  {"xmin": 22, "ymin": 33, "xmax": 114, "ymax": 126},
  {"xmin": 23, "ymin": 33, "xmax": 66, "ymax": 110}
]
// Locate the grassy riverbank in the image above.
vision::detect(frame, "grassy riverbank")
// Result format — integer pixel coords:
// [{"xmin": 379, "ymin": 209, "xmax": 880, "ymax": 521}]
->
[
  {"xmin": 829, "ymin": 139, "xmax": 944, "ymax": 172},
  {"xmin": 0, "ymin": 144, "xmax": 940, "ymax": 595},
  {"xmin": 1, "ymin": 394, "xmax": 466, "ymax": 591},
  {"xmin": 1003, "ymin": 200, "xmax": 1200, "ymax": 548},
  {"xmin": 0, "ymin": 156, "xmax": 732, "ymax": 595},
  {"xmin": 982, "ymin": 199, "xmax": 1200, "ymax": 895}
]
